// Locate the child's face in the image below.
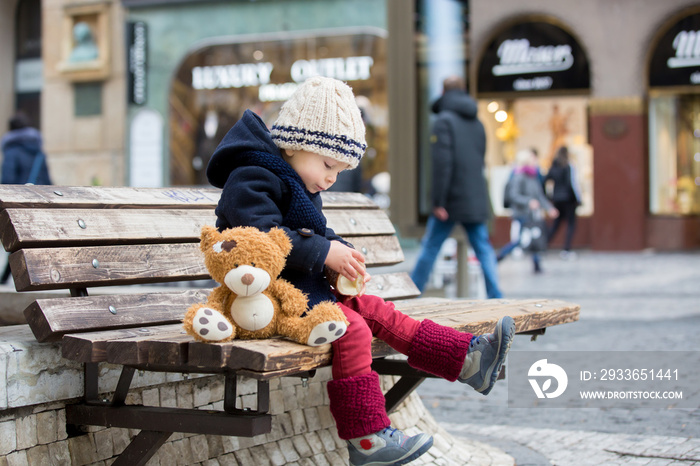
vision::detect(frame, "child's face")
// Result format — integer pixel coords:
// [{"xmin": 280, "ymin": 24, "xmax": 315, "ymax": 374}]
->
[{"xmin": 283, "ymin": 149, "xmax": 351, "ymax": 193}]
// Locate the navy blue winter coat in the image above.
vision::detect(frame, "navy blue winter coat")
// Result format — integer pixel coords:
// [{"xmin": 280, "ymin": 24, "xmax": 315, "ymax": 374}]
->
[
  {"xmin": 1, "ymin": 127, "xmax": 52, "ymax": 185},
  {"xmin": 430, "ymin": 90, "xmax": 490, "ymax": 223},
  {"xmin": 206, "ymin": 109, "xmax": 347, "ymax": 308}
]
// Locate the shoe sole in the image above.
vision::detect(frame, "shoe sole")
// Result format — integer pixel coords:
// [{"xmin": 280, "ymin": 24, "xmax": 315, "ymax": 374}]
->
[
  {"xmin": 353, "ymin": 434, "xmax": 434, "ymax": 466},
  {"xmin": 478, "ymin": 316, "xmax": 515, "ymax": 395}
]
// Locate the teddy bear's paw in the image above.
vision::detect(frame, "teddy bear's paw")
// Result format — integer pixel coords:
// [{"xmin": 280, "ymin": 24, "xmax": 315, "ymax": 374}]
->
[
  {"xmin": 306, "ymin": 321, "xmax": 347, "ymax": 346},
  {"xmin": 192, "ymin": 307, "xmax": 234, "ymax": 341}
]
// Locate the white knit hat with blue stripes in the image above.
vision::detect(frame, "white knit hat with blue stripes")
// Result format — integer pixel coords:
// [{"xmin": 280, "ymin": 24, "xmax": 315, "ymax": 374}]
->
[{"xmin": 271, "ymin": 76, "xmax": 366, "ymax": 169}]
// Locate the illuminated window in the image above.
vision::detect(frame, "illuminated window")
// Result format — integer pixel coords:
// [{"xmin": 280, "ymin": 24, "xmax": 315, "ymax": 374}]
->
[{"xmin": 649, "ymin": 94, "xmax": 700, "ymax": 215}]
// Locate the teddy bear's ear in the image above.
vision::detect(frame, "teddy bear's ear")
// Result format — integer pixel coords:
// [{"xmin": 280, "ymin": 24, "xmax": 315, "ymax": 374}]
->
[
  {"xmin": 199, "ymin": 225, "xmax": 220, "ymax": 252},
  {"xmin": 268, "ymin": 227, "xmax": 292, "ymax": 256}
]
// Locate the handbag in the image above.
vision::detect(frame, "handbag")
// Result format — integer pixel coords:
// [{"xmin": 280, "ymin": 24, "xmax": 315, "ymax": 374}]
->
[{"xmin": 519, "ymin": 209, "xmax": 548, "ymax": 253}]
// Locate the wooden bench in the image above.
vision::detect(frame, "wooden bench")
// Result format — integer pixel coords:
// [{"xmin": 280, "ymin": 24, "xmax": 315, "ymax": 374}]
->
[{"xmin": 0, "ymin": 184, "xmax": 579, "ymax": 465}]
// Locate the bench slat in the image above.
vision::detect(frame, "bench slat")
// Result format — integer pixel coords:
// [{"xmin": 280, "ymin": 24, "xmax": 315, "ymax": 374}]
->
[
  {"xmin": 11, "ymin": 244, "xmax": 208, "ymax": 291},
  {"xmin": 11, "ymin": 235, "xmax": 405, "ymax": 291},
  {"xmin": 105, "ymin": 326, "xmax": 189, "ymax": 366},
  {"xmin": 341, "ymin": 235, "xmax": 404, "ymax": 266},
  {"xmin": 61, "ymin": 324, "xmax": 184, "ymax": 363},
  {"xmin": 1, "ymin": 208, "xmax": 217, "ymax": 252},
  {"xmin": 365, "ymin": 272, "xmax": 419, "ymax": 300},
  {"xmin": 24, "ymin": 273, "xmax": 416, "ymax": 342},
  {"xmin": 1, "ymin": 208, "xmax": 391, "ymax": 252},
  {"xmin": 325, "ymin": 209, "xmax": 395, "ymax": 236},
  {"xmin": 24, "ymin": 291, "xmax": 209, "ymax": 342},
  {"xmin": 392, "ymin": 297, "xmax": 581, "ymax": 335},
  {"xmin": 0, "ymin": 185, "xmax": 221, "ymax": 210},
  {"xmin": 0, "ymin": 185, "xmax": 375, "ymax": 210}
]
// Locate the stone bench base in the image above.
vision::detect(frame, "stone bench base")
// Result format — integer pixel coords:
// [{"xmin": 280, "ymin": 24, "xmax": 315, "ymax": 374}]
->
[{"xmin": 0, "ymin": 325, "xmax": 514, "ymax": 465}]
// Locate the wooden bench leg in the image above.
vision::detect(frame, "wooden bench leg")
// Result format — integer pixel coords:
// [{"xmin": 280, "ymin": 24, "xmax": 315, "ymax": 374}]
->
[
  {"xmin": 384, "ymin": 376, "xmax": 426, "ymax": 413},
  {"xmin": 70, "ymin": 365, "xmax": 272, "ymax": 463},
  {"xmin": 372, "ymin": 358, "xmax": 431, "ymax": 413},
  {"xmin": 112, "ymin": 430, "xmax": 172, "ymax": 466}
]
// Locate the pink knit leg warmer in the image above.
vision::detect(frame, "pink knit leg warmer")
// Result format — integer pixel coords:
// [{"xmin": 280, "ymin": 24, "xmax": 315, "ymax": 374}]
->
[
  {"xmin": 326, "ymin": 372, "xmax": 391, "ymax": 440},
  {"xmin": 407, "ymin": 319, "xmax": 472, "ymax": 382}
]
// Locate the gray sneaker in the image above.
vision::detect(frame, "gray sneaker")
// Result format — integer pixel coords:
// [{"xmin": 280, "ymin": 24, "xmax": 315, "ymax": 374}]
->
[
  {"xmin": 347, "ymin": 427, "xmax": 433, "ymax": 466},
  {"xmin": 459, "ymin": 316, "xmax": 515, "ymax": 395}
]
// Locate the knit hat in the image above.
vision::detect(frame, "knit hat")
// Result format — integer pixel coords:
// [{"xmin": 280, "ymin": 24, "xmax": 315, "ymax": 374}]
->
[{"xmin": 270, "ymin": 76, "xmax": 367, "ymax": 169}]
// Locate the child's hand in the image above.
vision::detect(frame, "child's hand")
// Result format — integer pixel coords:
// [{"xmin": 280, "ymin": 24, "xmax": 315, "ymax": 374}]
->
[{"xmin": 326, "ymin": 241, "xmax": 368, "ymax": 283}]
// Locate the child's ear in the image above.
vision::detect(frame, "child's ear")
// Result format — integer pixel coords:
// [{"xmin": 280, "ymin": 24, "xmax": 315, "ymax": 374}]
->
[{"xmin": 284, "ymin": 149, "xmax": 294, "ymax": 157}]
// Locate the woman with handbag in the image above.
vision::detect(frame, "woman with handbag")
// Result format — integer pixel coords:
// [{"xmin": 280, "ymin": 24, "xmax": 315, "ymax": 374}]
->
[{"xmin": 497, "ymin": 149, "xmax": 558, "ymax": 273}]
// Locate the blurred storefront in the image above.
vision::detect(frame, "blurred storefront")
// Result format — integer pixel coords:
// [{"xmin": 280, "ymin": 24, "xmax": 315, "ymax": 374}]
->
[
  {"xmin": 122, "ymin": 0, "xmax": 387, "ymax": 194},
  {"xmin": 647, "ymin": 8, "xmax": 700, "ymax": 248},
  {"xmin": 389, "ymin": 0, "xmax": 700, "ymax": 250},
  {"xmin": 2, "ymin": 0, "xmax": 699, "ymax": 250}
]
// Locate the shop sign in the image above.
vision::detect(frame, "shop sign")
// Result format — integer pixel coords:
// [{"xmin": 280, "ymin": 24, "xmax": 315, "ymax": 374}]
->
[
  {"xmin": 649, "ymin": 12, "xmax": 700, "ymax": 88},
  {"xmin": 127, "ymin": 21, "xmax": 148, "ymax": 105},
  {"xmin": 477, "ymin": 21, "xmax": 590, "ymax": 95},
  {"xmin": 15, "ymin": 58, "xmax": 43, "ymax": 93},
  {"xmin": 191, "ymin": 56, "xmax": 374, "ymax": 102}
]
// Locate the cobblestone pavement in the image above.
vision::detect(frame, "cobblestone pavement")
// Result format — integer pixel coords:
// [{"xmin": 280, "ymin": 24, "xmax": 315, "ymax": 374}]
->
[
  {"xmin": 408, "ymin": 248, "xmax": 700, "ymax": 465},
  {"xmin": 446, "ymin": 423, "xmax": 700, "ymax": 466}
]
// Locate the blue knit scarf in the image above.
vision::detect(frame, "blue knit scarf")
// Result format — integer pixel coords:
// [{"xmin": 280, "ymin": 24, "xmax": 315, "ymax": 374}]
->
[{"xmin": 236, "ymin": 151, "xmax": 327, "ymax": 235}]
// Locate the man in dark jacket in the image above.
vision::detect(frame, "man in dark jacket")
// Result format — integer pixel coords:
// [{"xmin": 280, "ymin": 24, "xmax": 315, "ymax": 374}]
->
[{"xmin": 411, "ymin": 76, "xmax": 502, "ymax": 299}]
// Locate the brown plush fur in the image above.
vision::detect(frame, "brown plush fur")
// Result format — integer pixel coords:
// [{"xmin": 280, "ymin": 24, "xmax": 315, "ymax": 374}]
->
[{"xmin": 183, "ymin": 226, "xmax": 348, "ymax": 345}]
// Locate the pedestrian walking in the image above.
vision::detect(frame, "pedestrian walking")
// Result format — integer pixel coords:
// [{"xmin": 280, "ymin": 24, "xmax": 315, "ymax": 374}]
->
[
  {"xmin": 498, "ymin": 149, "xmax": 558, "ymax": 273},
  {"xmin": 544, "ymin": 146, "xmax": 581, "ymax": 259},
  {"xmin": 410, "ymin": 75, "xmax": 503, "ymax": 299}
]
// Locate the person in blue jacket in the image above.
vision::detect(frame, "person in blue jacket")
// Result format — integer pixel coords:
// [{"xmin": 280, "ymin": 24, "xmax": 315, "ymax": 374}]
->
[
  {"xmin": 206, "ymin": 76, "xmax": 514, "ymax": 466},
  {"xmin": 1, "ymin": 113, "xmax": 52, "ymax": 284},
  {"xmin": 1, "ymin": 113, "xmax": 51, "ymax": 186}
]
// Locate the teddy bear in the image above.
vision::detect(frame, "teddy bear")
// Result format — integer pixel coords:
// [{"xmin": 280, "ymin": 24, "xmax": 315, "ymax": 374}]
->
[{"xmin": 183, "ymin": 225, "xmax": 349, "ymax": 346}]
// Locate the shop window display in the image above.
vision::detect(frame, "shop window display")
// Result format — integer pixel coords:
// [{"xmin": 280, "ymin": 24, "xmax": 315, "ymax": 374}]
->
[
  {"xmin": 169, "ymin": 30, "xmax": 387, "ymax": 193},
  {"xmin": 481, "ymin": 97, "xmax": 594, "ymax": 218},
  {"xmin": 649, "ymin": 94, "xmax": 700, "ymax": 215}
]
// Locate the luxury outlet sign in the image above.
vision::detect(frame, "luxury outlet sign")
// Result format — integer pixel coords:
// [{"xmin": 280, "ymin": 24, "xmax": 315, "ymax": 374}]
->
[{"xmin": 191, "ymin": 55, "xmax": 374, "ymax": 101}]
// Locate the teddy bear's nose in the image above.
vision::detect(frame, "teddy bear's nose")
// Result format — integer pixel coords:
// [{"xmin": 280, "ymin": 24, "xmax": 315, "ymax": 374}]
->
[{"xmin": 241, "ymin": 273, "xmax": 255, "ymax": 286}]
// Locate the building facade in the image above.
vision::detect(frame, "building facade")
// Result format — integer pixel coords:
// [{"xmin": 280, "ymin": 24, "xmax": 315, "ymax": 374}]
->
[
  {"xmin": 2, "ymin": 0, "xmax": 699, "ymax": 250},
  {"xmin": 389, "ymin": 0, "xmax": 700, "ymax": 250}
]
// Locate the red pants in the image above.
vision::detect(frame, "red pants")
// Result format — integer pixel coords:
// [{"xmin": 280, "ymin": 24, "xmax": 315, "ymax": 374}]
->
[
  {"xmin": 327, "ymin": 294, "xmax": 473, "ymax": 439},
  {"xmin": 332, "ymin": 294, "xmax": 421, "ymax": 380}
]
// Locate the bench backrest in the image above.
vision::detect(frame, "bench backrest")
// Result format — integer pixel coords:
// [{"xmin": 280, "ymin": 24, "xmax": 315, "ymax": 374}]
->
[{"xmin": 0, "ymin": 185, "xmax": 418, "ymax": 344}]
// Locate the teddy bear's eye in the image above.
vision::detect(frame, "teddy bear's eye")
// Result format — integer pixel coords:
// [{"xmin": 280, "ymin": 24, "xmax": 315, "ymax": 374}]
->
[
  {"xmin": 233, "ymin": 263, "xmax": 239, "ymax": 268},
  {"xmin": 251, "ymin": 262, "xmax": 256, "ymax": 267}
]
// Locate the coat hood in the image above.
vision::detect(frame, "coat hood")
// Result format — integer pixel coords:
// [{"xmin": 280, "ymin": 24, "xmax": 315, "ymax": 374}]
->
[
  {"xmin": 206, "ymin": 109, "xmax": 282, "ymax": 188},
  {"xmin": 431, "ymin": 90, "xmax": 478, "ymax": 119},
  {"xmin": 1, "ymin": 127, "xmax": 42, "ymax": 154}
]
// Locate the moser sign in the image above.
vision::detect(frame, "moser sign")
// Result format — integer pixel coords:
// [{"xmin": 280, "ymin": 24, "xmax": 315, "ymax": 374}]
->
[
  {"xmin": 478, "ymin": 21, "xmax": 589, "ymax": 95},
  {"xmin": 493, "ymin": 39, "xmax": 574, "ymax": 76},
  {"xmin": 650, "ymin": 12, "xmax": 700, "ymax": 87}
]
